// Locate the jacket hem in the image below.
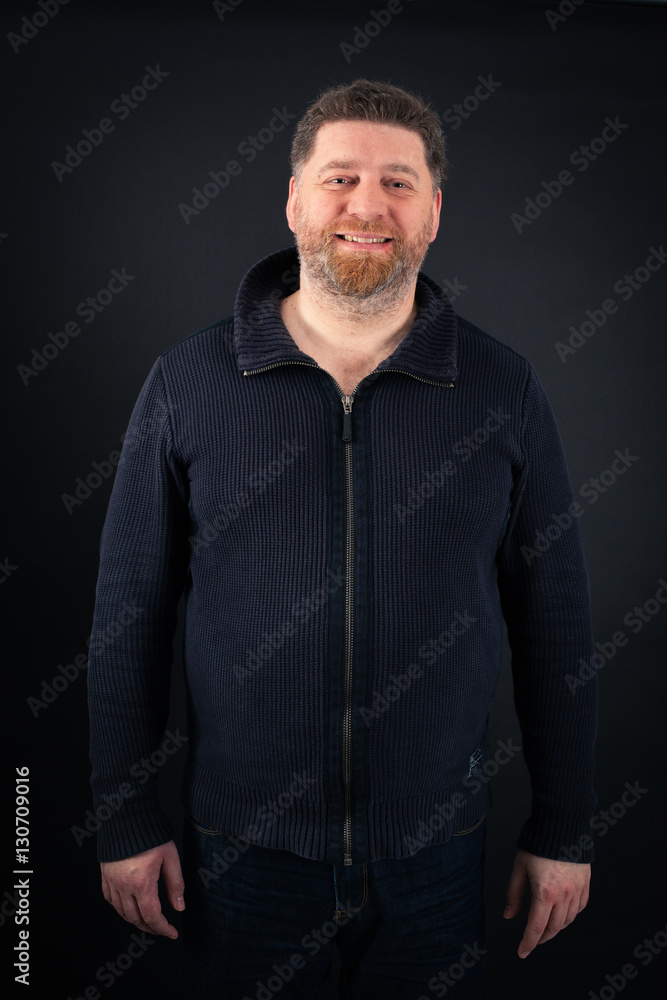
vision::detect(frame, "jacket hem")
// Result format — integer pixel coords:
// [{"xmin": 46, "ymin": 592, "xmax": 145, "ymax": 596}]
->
[{"xmin": 182, "ymin": 760, "xmax": 493, "ymax": 863}]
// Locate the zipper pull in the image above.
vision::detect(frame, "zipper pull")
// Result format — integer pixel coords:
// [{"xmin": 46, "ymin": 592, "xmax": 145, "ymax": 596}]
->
[{"xmin": 341, "ymin": 395, "xmax": 353, "ymax": 442}]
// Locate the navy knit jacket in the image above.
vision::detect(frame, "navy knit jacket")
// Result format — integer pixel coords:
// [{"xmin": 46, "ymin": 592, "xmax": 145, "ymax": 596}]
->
[{"xmin": 88, "ymin": 246, "xmax": 598, "ymax": 865}]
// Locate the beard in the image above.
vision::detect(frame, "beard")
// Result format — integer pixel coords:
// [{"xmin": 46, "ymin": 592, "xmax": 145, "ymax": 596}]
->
[{"xmin": 292, "ymin": 205, "xmax": 435, "ymax": 311}]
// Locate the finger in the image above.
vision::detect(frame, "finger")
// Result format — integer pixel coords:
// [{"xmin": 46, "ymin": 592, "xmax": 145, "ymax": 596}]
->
[
  {"xmin": 101, "ymin": 872, "xmax": 112, "ymax": 904},
  {"xmin": 518, "ymin": 898, "xmax": 552, "ymax": 957},
  {"xmin": 161, "ymin": 846, "xmax": 186, "ymax": 912},
  {"xmin": 534, "ymin": 901, "xmax": 570, "ymax": 945},
  {"xmin": 563, "ymin": 895, "xmax": 581, "ymax": 930},
  {"xmin": 107, "ymin": 884, "xmax": 156, "ymax": 936},
  {"xmin": 119, "ymin": 893, "xmax": 165, "ymax": 937},
  {"xmin": 107, "ymin": 884, "xmax": 132, "ymax": 924},
  {"xmin": 135, "ymin": 891, "xmax": 179, "ymax": 940},
  {"xmin": 564, "ymin": 880, "xmax": 589, "ymax": 926},
  {"xmin": 504, "ymin": 858, "xmax": 528, "ymax": 919}
]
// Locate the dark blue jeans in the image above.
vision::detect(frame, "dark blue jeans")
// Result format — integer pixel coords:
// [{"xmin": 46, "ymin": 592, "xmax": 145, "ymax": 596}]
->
[{"xmin": 180, "ymin": 814, "xmax": 486, "ymax": 1000}]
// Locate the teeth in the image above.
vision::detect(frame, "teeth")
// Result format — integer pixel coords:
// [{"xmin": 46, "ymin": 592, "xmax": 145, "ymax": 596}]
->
[{"xmin": 342, "ymin": 235, "xmax": 390, "ymax": 243}]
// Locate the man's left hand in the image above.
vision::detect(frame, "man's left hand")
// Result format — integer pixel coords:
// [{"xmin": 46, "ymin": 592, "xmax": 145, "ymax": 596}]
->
[{"xmin": 504, "ymin": 850, "xmax": 591, "ymax": 958}]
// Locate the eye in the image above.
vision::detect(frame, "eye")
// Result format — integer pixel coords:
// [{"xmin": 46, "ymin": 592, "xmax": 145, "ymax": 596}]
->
[
  {"xmin": 390, "ymin": 181, "xmax": 410, "ymax": 188},
  {"xmin": 327, "ymin": 177, "xmax": 351, "ymax": 184}
]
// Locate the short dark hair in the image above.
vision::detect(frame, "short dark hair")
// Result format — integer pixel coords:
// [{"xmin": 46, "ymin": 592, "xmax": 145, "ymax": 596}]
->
[{"xmin": 290, "ymin": 78, "xmax": 449, "ymax": 193}]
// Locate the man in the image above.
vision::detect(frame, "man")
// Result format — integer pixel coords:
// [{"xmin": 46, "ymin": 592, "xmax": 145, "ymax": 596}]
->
[{"xmin": 88, "ymin": 79, "xmax": 598, "ymax": 999}]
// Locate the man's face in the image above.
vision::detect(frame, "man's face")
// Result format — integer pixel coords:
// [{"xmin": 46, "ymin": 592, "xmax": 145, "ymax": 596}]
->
[{"xmin": 286, "ymin": 120, "xmax": 442, "ymax": 301}]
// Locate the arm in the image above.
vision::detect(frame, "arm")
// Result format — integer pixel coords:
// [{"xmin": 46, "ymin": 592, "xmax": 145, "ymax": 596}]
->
[
  {"xmin": 496, "ymin": 365, "xmax": 598, "ymax": 954},
  {"xmin": 87, "ymin": 358, "xmax": 191, "ymax": 930}
]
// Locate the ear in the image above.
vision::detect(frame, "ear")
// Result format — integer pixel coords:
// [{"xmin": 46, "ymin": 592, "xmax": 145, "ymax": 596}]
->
[
  {"xmin": 285, "ymin": 175, "xmax": 298, "ymax": 233},
  {"xmin": 429, "ymin": 187, "xmax": 442, "ymax": 243}
]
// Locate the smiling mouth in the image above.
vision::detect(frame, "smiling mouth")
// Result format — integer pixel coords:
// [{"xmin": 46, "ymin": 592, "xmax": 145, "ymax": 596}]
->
[{"xmin": 336, "ymin": 234, "xmax": 393, "ymax": 244}]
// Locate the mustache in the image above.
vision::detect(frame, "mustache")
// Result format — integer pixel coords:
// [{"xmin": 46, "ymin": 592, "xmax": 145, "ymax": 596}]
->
[{"xmin": 321, "ymin": 220, "xmax": 403, "ymax": 244}]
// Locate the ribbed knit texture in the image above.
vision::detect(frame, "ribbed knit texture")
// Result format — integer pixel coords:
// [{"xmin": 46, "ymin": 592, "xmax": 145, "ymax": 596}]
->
[{"xmin": 88, "ymin": 247, "xmax": 598, "ymax": 864}]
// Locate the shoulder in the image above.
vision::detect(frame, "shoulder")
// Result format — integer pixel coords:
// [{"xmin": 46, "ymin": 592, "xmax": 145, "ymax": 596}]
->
[
  {"xmin": 159, "ymin": 314, "xmax": 235, "ymax": 363},
  {"xmin": 455, "ymin": 313, "xmax": 536, "ymax": 395},
  {"xmin": 152, "ymin": 314, "xmax": 236, "ymax": 388},
  {"xmin": 456, "ymin": 314, "xmax": 529, "ymax": 365}
]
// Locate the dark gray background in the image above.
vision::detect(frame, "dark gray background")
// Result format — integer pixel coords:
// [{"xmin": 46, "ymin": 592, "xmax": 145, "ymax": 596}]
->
[{"xmin": 2, "ymin": 0, "xmax": 666, "ymax": 997}]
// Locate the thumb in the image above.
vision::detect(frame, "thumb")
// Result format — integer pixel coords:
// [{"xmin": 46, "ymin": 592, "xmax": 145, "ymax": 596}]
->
[
  {"xmin": 161, "ymin": 843, "xmax": 186, "ymax": 911},
  {"xmin": 504, "ymin": 855, "xmax": 528, "ymax": 919}
]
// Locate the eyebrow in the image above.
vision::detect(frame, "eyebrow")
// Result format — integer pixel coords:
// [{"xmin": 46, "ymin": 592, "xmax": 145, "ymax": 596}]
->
[{"xmin": 316, "ymin": 159, "xmax": 421, "ymax": 181}]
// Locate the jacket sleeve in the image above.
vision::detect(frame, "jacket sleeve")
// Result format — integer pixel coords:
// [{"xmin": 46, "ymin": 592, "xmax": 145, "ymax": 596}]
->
[
  {"xmin": 87, "ymin": 357, "xmax": 191, "ymax": 862},
  {"xmin": 496, "ymin": 363, "xmax": 598, "ymax": 863}
]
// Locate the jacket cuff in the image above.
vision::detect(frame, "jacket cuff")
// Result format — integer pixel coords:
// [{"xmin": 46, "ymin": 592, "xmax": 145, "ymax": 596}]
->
[
  {"xmin": 517, "ymin": 807, "xmax": 595, "ymax": 863},
  {"xmin": 93, "ymin": 798, "xmax": 175, "ymax": 863}
]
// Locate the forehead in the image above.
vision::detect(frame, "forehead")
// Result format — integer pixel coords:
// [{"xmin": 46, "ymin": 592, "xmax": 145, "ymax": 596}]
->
[{"xmin": 306, "ymin": 120, "xmax": 429, "ymax": 176}]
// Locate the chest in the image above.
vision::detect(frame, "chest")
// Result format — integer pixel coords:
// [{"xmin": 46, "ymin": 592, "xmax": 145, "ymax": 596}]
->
[{"xmin": 183, "ymin": 369, "xmax": 520, "ymax": 566}]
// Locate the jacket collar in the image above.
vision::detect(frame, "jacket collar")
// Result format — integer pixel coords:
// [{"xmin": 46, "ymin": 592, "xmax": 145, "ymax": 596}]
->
[{"xmin": 234, "ymin": 246, "xmax": 458, "ymax": 383}]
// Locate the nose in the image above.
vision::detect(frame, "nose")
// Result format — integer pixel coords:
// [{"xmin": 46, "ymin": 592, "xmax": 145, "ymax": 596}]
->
[{"xmin": 343, "ymin": 177, "xmax": 389, "ymax": 221}]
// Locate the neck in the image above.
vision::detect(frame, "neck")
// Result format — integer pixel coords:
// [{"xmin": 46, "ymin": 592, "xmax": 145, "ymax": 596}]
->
[{"xmin": 280, "ymin": 268, "xmax": 419, "ymax": 370}]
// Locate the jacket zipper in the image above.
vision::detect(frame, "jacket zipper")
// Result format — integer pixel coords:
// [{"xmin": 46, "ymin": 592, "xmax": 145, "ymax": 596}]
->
[
  {"xmin": 339, "ymin": 389, "xmax": 355, "ymax": 865},
  {"xmin": 244, "ymin": 361, "xmax": 454, "ymax": 865},
  {"xmin": 334, "ymin": 369, "xmax": 454, "ymax": 863}
]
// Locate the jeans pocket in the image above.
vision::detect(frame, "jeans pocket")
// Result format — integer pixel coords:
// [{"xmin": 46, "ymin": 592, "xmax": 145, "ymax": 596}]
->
[
  {"xmin": 452, "ymin": 815, "xmax": 486, "ymax": 836},
  {"xmin": 186, "ymin": 813, "xmax": 222, "ymax": 836}
]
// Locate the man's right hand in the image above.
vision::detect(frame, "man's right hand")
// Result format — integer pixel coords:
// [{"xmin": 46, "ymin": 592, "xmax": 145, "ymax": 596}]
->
[{"xmin": 100, "ymin": 840, "xmax": 185, "ymax": 940}]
